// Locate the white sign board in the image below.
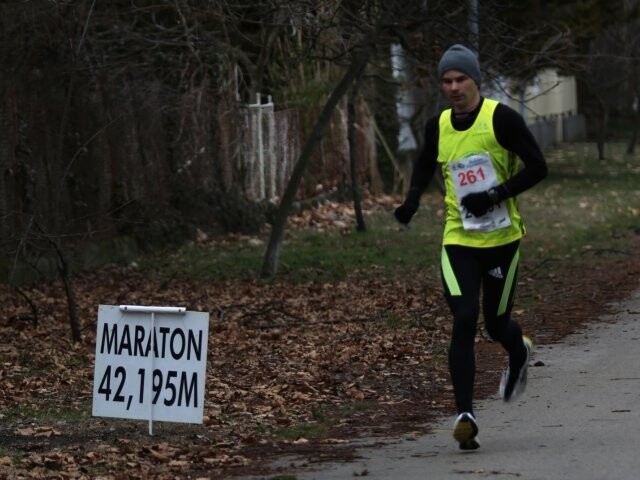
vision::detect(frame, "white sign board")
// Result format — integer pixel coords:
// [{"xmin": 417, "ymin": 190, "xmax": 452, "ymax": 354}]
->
[{"xmin": 92, "ymin": 305, "xmax": 209, "ymax": 425}]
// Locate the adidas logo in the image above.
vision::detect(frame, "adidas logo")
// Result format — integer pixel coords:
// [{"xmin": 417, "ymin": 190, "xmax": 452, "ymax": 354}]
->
[{"xmin": 488, "ymin": 267, "xmax": 504, "ymax": 279}]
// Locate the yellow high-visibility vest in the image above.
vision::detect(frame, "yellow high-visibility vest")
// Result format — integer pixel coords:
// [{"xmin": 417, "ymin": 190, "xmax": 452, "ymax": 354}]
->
[{"xmin": 438, "ymin": 98, "xmax": 525, "ymax": 247}]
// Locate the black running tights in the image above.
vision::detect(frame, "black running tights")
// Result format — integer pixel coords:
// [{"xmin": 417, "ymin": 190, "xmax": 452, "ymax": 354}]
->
[{"xmin": 441, "ymin": 241, "xmax": 527, "ymax": 416}]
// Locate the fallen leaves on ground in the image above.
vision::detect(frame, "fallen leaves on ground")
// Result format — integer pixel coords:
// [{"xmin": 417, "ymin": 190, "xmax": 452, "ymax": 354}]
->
[
  {"xmin": 0, "ymin": 196, "xmax": 638, "ymax": 479},
  {"xmin": 0, "ymin": 257, "xmax": 454, "ymax": 478}
]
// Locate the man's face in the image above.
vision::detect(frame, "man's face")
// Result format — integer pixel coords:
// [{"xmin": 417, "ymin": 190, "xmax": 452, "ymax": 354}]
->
[{"xmin": 441, "ymin": 70, "xmax": 480, "ymax": 113}]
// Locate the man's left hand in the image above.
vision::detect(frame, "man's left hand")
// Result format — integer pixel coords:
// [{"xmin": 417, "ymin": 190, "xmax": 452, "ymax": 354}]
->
[{"xmin": 461, "ymin": 191, "xmax": 492, "ymax": 217}]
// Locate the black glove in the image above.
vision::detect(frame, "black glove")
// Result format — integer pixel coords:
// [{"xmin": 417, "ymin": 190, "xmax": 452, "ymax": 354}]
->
[
  {"xmin": 394, "ymin": 188, "xmax": 421, "ymax": 225},
  {"xmin": 394, "ymin": 202, "xmax": 418, "ymax": 225},
  {"xmin": 461, "ymin": 191, "xmax": 493, "ymax": 217},
  {"xmin": 461, "ymin": 186, "xmax": 507, "ymax": 217}
]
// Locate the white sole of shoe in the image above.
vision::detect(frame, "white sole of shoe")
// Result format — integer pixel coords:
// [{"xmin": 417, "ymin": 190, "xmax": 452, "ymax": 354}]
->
[
  {"xmin": 500, "ymin": 336, "xmax": 533, "ymax": 402},
  {"xmin": 453, "ymin": 413, "xmax": 480, "ymax": 450}
]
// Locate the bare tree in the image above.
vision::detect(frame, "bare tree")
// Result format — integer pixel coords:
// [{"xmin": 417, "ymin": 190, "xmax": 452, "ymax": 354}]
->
[
  {"xmin": 583, "ymin": 32, "xmax": 632, "ymax": 160},
  {"xmin": 0, "ymin": 0, "xmax": 242, "ymax": 340},
  {"xmin": 261, "ymin": 53, "xmax": 370, "ymax": 277},
  {"xmin": 348, "ymin": 75, "xmax": 367, "ymax": 232},
  {"xmin": 0, "ymin": 0, "xmax": 609, "ymax": 290}
]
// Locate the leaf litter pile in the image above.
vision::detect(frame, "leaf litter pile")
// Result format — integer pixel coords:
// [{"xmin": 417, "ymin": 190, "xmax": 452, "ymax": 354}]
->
[{"xmin": 0, "ymin": 197, "xmax": 639, "ymax": 479}]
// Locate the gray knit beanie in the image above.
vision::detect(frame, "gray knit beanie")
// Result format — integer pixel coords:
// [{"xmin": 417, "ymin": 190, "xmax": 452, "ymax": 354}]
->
[{"xmin": 437, "ymin": 44, "xmax": 481, "ymax": 86}]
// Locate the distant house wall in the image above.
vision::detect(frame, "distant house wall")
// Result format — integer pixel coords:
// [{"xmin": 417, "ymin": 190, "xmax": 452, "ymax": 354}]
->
[
  {"xmin": 517, "ymin": 69, "xmax": 578, "ymax": 121},
  {"xmin": 499, "ymin": 69, "xmax": 586, "ymax": 149}
]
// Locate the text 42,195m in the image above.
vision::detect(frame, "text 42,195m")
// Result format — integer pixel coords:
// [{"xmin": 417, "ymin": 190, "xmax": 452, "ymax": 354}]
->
[{"xmin": 97, "ymin": 366, "xmax": 199, "ymax": 410}]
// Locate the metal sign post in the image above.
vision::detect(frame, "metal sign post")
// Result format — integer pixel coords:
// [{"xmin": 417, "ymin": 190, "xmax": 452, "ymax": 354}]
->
[{"xmin": 120, "ymin": 306, "xmax": 188, "ymax": 435}]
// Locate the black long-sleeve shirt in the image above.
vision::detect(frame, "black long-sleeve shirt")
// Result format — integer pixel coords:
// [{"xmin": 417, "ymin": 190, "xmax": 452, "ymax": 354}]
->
[{"xmin": 408, "ymin": 97, "xmax": 548, "ymax": 199}]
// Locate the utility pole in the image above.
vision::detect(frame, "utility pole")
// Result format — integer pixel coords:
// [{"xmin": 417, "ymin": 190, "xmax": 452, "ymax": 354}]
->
[{"xmin": 468, "ymin": 0, "xmax": 479, "ymax": 53}]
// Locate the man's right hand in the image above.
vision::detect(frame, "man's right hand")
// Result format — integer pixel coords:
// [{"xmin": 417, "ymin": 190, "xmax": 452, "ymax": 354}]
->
[
  {"xmin": 394, "ymin": 202, "xmax": 418, "ymax": 226},
  {"xmin": 394, "ymin": 188, "xmax": 421, "ymax": 226}
]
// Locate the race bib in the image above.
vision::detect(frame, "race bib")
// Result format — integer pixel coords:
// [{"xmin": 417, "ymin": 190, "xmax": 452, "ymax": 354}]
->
[{"xmin": 449, "ymin": 153, "xmax": 512, "ymax": 232}]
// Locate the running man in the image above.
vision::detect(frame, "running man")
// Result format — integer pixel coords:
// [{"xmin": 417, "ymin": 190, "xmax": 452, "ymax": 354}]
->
[{"xmin": 394, "ymin": 44, "xmax": 547, "ymax": 450}]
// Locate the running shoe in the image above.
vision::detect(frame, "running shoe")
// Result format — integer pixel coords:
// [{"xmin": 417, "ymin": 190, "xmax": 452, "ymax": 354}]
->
[
  {"xmin": 499, "ymin": 335, "xmax": 533, "ymax": 402},
  {"xmin": 453, "ymin": 412, "xmax": 480, "ymax": 450}
]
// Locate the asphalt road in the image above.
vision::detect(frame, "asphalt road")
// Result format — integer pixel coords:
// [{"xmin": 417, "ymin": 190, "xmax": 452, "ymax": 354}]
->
[{"xmin": 268, "ymin": 288, "xmax": 640, "ymax": 480}]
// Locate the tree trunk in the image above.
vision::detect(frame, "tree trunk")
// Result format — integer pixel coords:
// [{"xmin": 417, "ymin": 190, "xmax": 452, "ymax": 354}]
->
[
  {"xmin": 348, "ymin": 75, "xmax": 366, "ymax": 232},
  {"xmin": 260, "ymin": 53, "xmax": 370, "ymax": 278},
  {"xmin": 627, "ymin": 109, "xmax": 639, "ymax": 154},
  {"xmin": 59, "ymin": 257, "xmax": 81, "ymax": 343},
  {"xmin": 51, "ymin": 239, "xmax": 82, "ymax": 342},
  {"xmin": 596, "ymin": 100, "xmax": 608, "ymax": 161}
]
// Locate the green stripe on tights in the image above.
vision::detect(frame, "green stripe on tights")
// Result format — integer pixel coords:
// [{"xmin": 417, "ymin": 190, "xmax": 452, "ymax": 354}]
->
[
  {"xmin": 441, "ymin": 248, "xmax": 462, "ymax": 296},
  {"xmin": 498, "ymin": 248, "xmax": 520, "ymax": 316}
]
